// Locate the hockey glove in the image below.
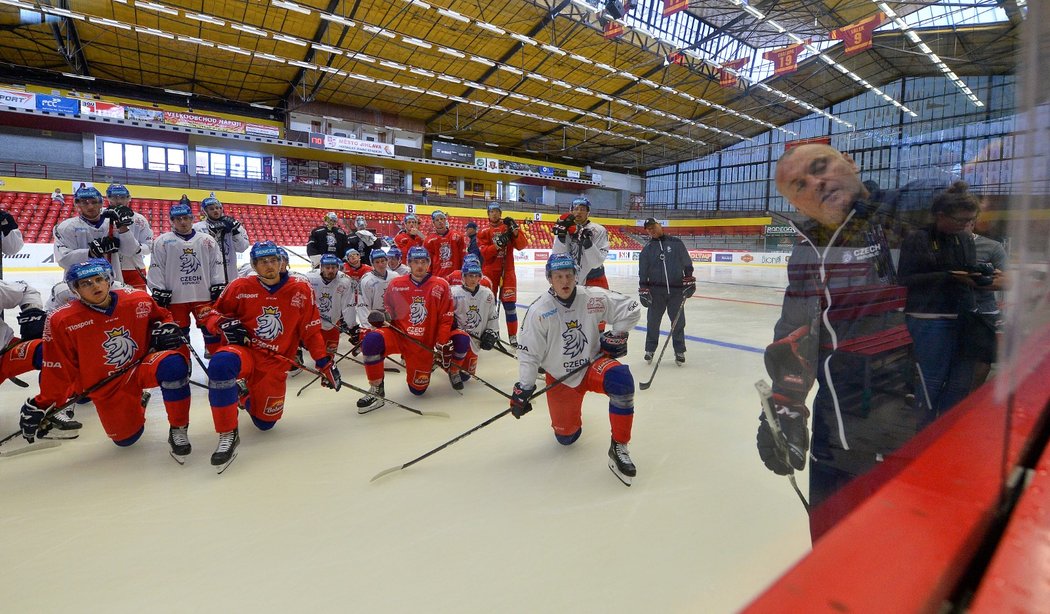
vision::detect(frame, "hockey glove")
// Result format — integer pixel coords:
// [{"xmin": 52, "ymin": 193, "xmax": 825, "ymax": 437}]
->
[
  {"xmin": 19, "ymin": 398, "xmax": 51, "ymax": 443},
  {"xmin": 579, "ymin": 227, "xmax": 593, "ymax": 249},
  {"xmin": 345, "ymin": 324, "xmax": 363, "ymax": 346},
  {"xmin": 638, "ymin": 287, "xmax": 652, "ymax": 308},
  {"xmin": 682, "ymin": 275, "xmax": 696, "ymax": 299},
  {"xmin": 209, "ymin": 284, "xmax": 226, "ymax": 302},
  {"xmin": 150, "ymin": 322, "xmax": 185, "ymax": 352},
  {"xmin": 316, "ymin": 356, "xmax": 342, "ymax": 391},
  {"xmin": 367, "ymin": 310, "xmax": 389, "ymax": 328},
  {"xmin": 600, "ymin": 331, "xmax": 629, "ymax": 359},
  {"xmin": 220, "ymin": 216, "xmax": 241, "ymax": 234},
  {"xmin": 88, "ymin": 236, "xmax": 120, "ymax": 257},
  {"xmin": 509, "ymin": 382, "xmax": 535, "ymax": 419},
  {"xmin": 218, "ymin": 318, "xmax": 250, "ymax": 346},
  {"xmin": 436, "ymin": 340, "xmax": 454, "ymax": 370},
  {"xmin": 0, "ymin": 209, "xmax": 16, "ymax": 236},
  {"xmin": 152, "ymin": 288, "xmax": 173, "ymax": 308},
  {"xmin": 756, "ymin": 394, "xmax": 810, "ymax": 474},
  {"xmin": 503, "ymin": 217, "xmax": 519, "ymax": 234},
  {"xmin": 479, "ymin": 329, "xmax": 499, "ymax": 351},
  {"xmin": 17, "ymin": 307, "xmax": 46, "ymax": 341},
  {"xmin": 764, "ymin": 325, "xmax": 817, "ymax": 399},
  {"xmin": 111, "ymin": 205, "xmax": 135, "ymax": 229},
  {"xmin": 493, "ymin": 232, "xmax": 510, "ymax": 249}
]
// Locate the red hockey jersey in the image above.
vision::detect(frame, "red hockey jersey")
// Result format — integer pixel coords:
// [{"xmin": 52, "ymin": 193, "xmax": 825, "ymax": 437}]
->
[
  {"xmin": 478, "ymin": 220, "xmax": 527, "ymax": 275},
  {"xmin": 394, "ymin": 230, "xmax": 425, "ymax": 254},
  {"xmin": 425, "ymin": 230, "xmax": 466, "ymax": 279},
  {"xmin": 383, "ymin": 273, "xmax": 454, "ymax": 347},
  {"xmin": 37, "ymin": 288, "xmax": 174, "ymax": 406}
]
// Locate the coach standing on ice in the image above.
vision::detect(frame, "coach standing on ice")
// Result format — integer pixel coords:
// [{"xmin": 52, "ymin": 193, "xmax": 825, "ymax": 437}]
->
[{"xmin": 638, "ymin": 218, "xmax": 694, "ymax": 366}]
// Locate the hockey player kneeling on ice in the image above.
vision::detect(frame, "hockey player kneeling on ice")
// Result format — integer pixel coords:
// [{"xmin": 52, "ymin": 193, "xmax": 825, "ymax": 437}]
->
[
  {"xmin": 448, "ymin": 258, "xmax": 499, "ymax": 390},
  {"xmin": 357, "ymin": 246, "xmax": 454, "ymax": 413},
  {"xmin": 19, "ymin": 259, "xmax": 192, "ymax": 456},
  {"xmin": 2, "ymin": 279, "xmax": 47, "ymax": 411},
  {"xmin": 305, "ymin": 254, "xmax": 359, "ymax": 356},
  {"xmin": 509, "ymin": 253, "xmax": 642, "ymax": 485},
  {"xmin": 199, "ymin": 241, "xmax": 340, "ymax": 468}
]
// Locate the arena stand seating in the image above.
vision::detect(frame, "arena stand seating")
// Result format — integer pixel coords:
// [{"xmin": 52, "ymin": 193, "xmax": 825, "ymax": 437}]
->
[{"xmin": 0, "ymin": 191, "xmax": 644, "ymax": 250}]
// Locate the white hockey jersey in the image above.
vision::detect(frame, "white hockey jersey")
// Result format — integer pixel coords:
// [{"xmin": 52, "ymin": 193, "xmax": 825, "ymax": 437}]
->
[
  {"xmin": 120, "ymin": 212, "xmax": 154, "ymax": 270},
  {"xmin": 357, "ymin": 269, "xmax": 399, "ymax": 327},
  {"xmin": 148, "ymin": 230, "xmax": 224, "ymax": 304},
  {"xmin": 392, "ymin": 264, "xmax": 411, "ymax": 276},
  {"xmin": 517, "ymin": 286, "xmax": 641, "ymax": 388},
  {"xmin": 451, "ymin": 283, "xmax": 499, "ymax": 353},
  {"xmin": 53, "ymin": 215, "xmax": 141, "ymax": 283},
  {"xmin": 46, "ymin": 279, "xmax": 129, "ymax": 311},
  {"xmin": 193, "ymin": 219, "xmax": 250, "ymax": 284},
  {"xmin": 304, "ymin": 270, "xmax": 357, "ymax": 330},
  {"xmin": 2, "ymin": 226, "xmax": 23, "ymax": 256},
  {"xmin": 551, "ymin": 220, "xmax": 609, "ymax": 281},
  {"xmin": 0, "ymin": 279, "xmax": 42, "ymax": 348}
]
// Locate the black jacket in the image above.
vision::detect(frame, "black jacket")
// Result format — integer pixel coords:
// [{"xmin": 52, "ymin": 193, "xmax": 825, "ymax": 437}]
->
[
  {"xmin": 639, "ymin": 234, "xmax": 693, "ymax": 293},
  {"xmin": 306, "ymin": 226, "xmax": 349, "ymax": 258}
]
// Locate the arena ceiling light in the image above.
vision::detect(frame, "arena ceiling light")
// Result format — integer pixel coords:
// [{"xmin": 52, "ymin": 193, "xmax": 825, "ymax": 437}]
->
[
  {"xmin": 135, "ymin": 1, "xmax": 178, "ymax": 16},
  {"xmin": 164, "ymin": 88, "xmax": 193, "ymax": 96},
  {"xmin": 271, "ymin": 0, "xmax": 311, "ymax": 15}
]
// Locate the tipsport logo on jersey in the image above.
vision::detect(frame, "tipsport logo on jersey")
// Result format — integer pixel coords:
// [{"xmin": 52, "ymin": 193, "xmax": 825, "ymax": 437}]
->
[
  {"xmin": 256, "ymin": 306, "xmax": 285, "ymax": 341},
  {"xmin": 103, "ymin": 326, "xmax": 139, "ymax": 368}
]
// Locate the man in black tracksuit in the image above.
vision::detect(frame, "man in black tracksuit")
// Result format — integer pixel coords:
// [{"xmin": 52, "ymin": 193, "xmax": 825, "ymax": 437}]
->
[{"xmin": 638, "ymin": 218, "xmax": 694, "ymax": 365}]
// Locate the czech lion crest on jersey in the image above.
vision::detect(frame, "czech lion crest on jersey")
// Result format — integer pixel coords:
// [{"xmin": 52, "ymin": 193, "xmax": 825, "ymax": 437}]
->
[
  {"xmin": 255, "ymin": 306, "xmax": 284, "ymax": 340},
  {"xmin": 318, "ymin": 291, "xmax": 333, "ymax": 315},
  {"xmin": 102, "ymin": 326, "xmax": 138, "ymax": 368},
  {"xmin": 178, "ymin": 248, "xmax": 201, "ymax": 275},
  {"xmin": 561, "ymin": 320, "xmax": 587, "ymax": 358},
  {"xmin": 439, "ymin": 242, "xmax": 452, "ymax": 263},
  {"xmin": 409, "ymin": 295, "xmax": 428, "ymax": 325},
  {"xmin": 464, "ymin": 304, "xmax": 482, "ymax": 331}
]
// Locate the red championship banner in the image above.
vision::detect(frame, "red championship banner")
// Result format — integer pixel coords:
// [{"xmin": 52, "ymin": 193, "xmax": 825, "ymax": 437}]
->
[
  {"xmin": 668, "ymin": 51, "xmax": 687, "ymax": 66},
  {"xmin": 662, "ymin": 0, "xmax": 688, "ymax": 17},
  {"xmin": 163, "ymin": 111, "xmax": 246, "ymax": 134},
  {"xmin": 762, "ymin": 39, "xmax": 810, "ymax": 77},
  {"xmin": 830, "ymin": 14, "xmax": 886, "ymax": 56},
  {"xmin": 604, "ymin": 20, "xmax": 625, "ymax": 39},
  {"xmin": 718, "ymin": 57, "xmax": 749, "ymax": 87}
]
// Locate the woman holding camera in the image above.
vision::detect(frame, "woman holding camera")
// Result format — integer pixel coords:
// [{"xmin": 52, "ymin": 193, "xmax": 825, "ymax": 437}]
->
[{"xmin": 898, "ymin": 181, "xmax": 983, "ymax": 424}]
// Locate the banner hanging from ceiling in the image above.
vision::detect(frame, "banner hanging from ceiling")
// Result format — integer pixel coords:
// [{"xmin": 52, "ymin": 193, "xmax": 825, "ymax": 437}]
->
[
  {"xmin": 830, "ymin": 14, "xmax": 886, "ymax": 56},
  {"xmin": 718, "ymin": 57, "xmax": 749, "ymax": 87},
  {"xmin": 762, "ymin": 39, "xmax": 810, "ymax": 77}
]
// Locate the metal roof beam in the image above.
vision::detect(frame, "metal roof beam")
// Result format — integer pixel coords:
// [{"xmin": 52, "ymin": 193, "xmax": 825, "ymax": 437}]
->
[
  {"xmin": 282, "ymin": 0, "xmax": 343, "ymax": 108},
  {"xmin": 49, "ymin": 15, "xmax": 89, "ymax": 77}
]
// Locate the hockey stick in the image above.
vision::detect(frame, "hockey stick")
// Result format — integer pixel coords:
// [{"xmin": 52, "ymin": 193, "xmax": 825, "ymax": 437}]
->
[
  {"xmin": 180, "ymin": 338, "xmax": 212, "ymax": 389},
  {"xmin": 466, "ymin": 331, "xmax": 516, "ymax": 360},
  {"xmin": 254, "ymin": 343, "xmax": 448, "ymax": 418},
  {"xmin": 295, "ymin": 343, "xmax": 399, "ymax": 397},
  {"xmin": 0, "ymin": 354, "xmax": 148, "ymax": 451},
  {"xmin": 388, "ymin": 324, "xmax": 513, "ymax": 398},
  {"xmin": 370, "ymin": 360, "xmax": 592, "ymax": 482},
  {"xmin": 755, "ymin": 380, "xmax": 810, "ymax": 512},
  {"xmin": 638, "ymin": 299, "xmax": 687, "ymax": 391},
  {"xmin": 282, "ymin": 246, "xmax": 314, "ymax": 265},
  {"xmin": 4, "ymin": 375, "xmax": 29, "ymax": 388}
]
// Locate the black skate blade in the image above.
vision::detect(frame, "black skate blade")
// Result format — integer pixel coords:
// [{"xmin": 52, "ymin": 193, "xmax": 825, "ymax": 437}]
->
[
  {"xmin": 41, "ymin": 432, "xmax": 79, "ymax": 440},
  {"xmin": 215, "ymin": 452, "xmax": 238, "ymax": 475},
  {"xmin": 384, "ymin": 367, "xmax": 400, "ymax": 373},
  {"xmin": 170, "ymin": 451, "xmax": 188, "ymax": 466},
  {"xmin": 608, "ymin": 458, "xmax": 633, "ymax": 487},
  {"xmin": 357, "ymin": 401, "xmax": 385, "ymax": 415},
  {"xmin": 0, "ymin": 440, "xmax": 61, "ymax": 457}
]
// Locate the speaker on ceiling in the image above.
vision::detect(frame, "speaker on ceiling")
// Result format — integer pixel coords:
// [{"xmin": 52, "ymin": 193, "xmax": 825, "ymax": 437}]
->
[{"xmin": 605, "ymin": 0, "xmax": 629, "ymax": 20}]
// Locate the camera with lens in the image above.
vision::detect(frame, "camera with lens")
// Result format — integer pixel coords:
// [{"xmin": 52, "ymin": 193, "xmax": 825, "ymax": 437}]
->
[{"xmin": 968, "ymin": 262, "xmax": 996, "ymax": 287}]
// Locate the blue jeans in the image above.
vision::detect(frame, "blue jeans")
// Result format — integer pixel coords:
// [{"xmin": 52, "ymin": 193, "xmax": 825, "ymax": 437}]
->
[{"xmin": 906, "ymin": 316, "xmax": 974, "ymax": 425}]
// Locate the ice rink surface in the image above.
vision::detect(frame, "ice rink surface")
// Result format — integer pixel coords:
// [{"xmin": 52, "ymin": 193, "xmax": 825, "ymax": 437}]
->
[{"xmin": 0, "ymin": 261, "xmax": 812, "ymax": 613}]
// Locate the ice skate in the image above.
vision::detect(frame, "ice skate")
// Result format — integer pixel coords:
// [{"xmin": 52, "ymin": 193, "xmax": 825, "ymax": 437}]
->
[
  {"xmin": 48, "ymin": 407, "xmax": 82, "ymax": 431},
  {"xmin": 211, "ymin": 429, "xmax": 240, "ymax": 473},
  {"xmin": 644, "ymin": 351, "xmax": 654, "ymax": 364},
  {"xmin": 168, "ymin": 425, "xmax": 191, "ymax": 464},
  {"xmin": 448, "ymin": 370, "xmax": 464, "ymax": 391},
  {"xmin": 357, "ymin": 382, "xmax": 385, "ymax": 414},
  {"xmin": 608, "ymin": 438, "xmax": 636, "ymax": 487},
  {"xmin": 675, "ymin": 353, "xmax": 685, "ymax": 366}
]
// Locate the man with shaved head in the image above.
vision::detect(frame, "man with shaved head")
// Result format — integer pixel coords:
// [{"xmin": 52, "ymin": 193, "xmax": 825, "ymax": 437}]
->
[{"xmin": 758, "ymin": 142, "xmax": 927, "ymax": 541}]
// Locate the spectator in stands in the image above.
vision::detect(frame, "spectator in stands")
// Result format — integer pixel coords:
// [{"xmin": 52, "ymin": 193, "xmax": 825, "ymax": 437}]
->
[
  {"xmin": 50, "ymin": 188, "xmax": 63, "ymax": 207},
  {"xmin": 552, "ymin": 197, "xmax": 610, "ymax": 288},
  {"xmin": 193, "ymin": 193, "xmax": 249, "ymax": 285},
  {"xmin": 464, "ymin": 222, "xmax": 482, "ymax": 263},
  {"xmin": 638, "ymin": 218, "xmax": 694, "ymax": 366},
  {"xmin": 898, "ymin": 181, "xmax": 982, "ymax": 424},
  {"xmin": 306, "ymin": 211, "xmax": 349, "ymax": 268},
  {"xmin": 105, "ymin": 184, "xmax": 153, "ymax": 291},
  {"xmin": 760, "ymin": 142, "xmax": 920, "ymax": 541}
]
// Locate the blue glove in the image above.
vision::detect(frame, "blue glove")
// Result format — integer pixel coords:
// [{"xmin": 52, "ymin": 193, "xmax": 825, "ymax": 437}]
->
[
  {"xmin": 600, "ymin": 331, "xmax": 628, "ymax": 358},
  {"xmin": 19, "ymin": 398, "xmax": 51, "ymax": 443}
]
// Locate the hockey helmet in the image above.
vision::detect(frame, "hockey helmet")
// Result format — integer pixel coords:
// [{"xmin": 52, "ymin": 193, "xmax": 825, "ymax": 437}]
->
[
  {"xmin": 431, "ymin": 210, "xmax": 447, "ymax": 221},
  {"xmin": 66, "ymin": 258, "xmax": 113, "ymax": 296},
  {"xmin": 344, "ymin": 247, "xmax": 361, "ymax": 259},
  {"xmin": 276, "ymin": 247, "xmax": 289, "ymax": 263},
  {"xmin": 250, "ymin": 241, "xmax": 281, "ymax": 264},
  {"xmin": 201, "ymin": 193, "xmax": 222, "ymax": 211},
  {"xmin": 369, "ymin": 248, "xmax": 388, "ymax": 263},
  {"xmin": 487, "ymin": 202, "xmax": 502, "ymax": 213},
  {"xmin": 545, "ymin": 253, "xmax": 576, "ymax": 279},
  {"xmin": 325, "ymin": 211, "xmax": 338, "ymax": 223},
  {"xmin": 462, "ymin": 259, "xmax": 482, "ymax": 276},
  {"xmin": 403, "ymin": 213, "xmax": 419, "ymax": 224},
  {"xmin": 106, "ymin": 184, "xmax": 130, "ymax": 199},
  {"xmin": 406, "ymin": 246, "xmax": 430, "ymax": 262},
  {"xmin": 571, "ymin": 197, "xmax": 591, "ymax": 210},
  {"xmin": 319, "ymin": 254, "xmax": 341, "ymax": 267},
  {"xmin": 74, "ymin": 186, "xmax": 103, "ymax": 202},
  {"xmin": 169, "ymin": 202, "xmax": 193, "ymax": 219},
  {"xmin": 355, "ymin": 215, "xmax": 367, "ymax": 230},
  {"xmin": 386, "ymin": 246, "xmax": 402, "ymax": 260}
]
